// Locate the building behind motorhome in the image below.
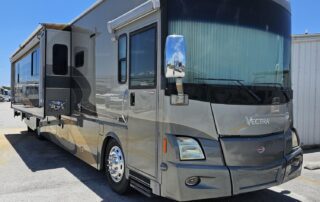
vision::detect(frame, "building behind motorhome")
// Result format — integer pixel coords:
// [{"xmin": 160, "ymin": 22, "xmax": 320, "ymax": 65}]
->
[{"xmin": 292, "ymin": 33, "xmax": 320, "ymax": 147}]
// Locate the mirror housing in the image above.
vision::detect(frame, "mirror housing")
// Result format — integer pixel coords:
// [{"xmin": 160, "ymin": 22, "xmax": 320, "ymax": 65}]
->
[
  {"xmin": 165, "ymin": 35, "xmax": 188, "ymax": 105},
  {"xmin": 165, "ymin": 35, "xmax": 186, "ymax": 78}
]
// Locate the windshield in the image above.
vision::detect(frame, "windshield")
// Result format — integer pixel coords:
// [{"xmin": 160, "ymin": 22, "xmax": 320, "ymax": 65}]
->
[{"xmin": 165, "ymin": 0, "xmax": 292, "ymax": 105}]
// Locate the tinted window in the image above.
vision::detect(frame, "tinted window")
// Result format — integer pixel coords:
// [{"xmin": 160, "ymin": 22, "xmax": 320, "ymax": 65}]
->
[
  {"xmin": 130, "ymin": 26, "xmax": 156, "ymax": 88},
  {"xmin": 118, "ymin": 35, "xmax": 127, "ymax": 83},
  {"xmin": 53, "ymin": 44, "xmax": 68, "ymax": 75},
  {"xmin": 75, "ymin": 51, "xmax": 84, "ymax": 68},
  {"xmin": 31, "ymin": 49, "xmax": 39, "ymax": 77}
]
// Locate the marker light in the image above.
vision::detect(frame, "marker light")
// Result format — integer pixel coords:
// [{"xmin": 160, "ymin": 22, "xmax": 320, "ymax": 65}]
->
[{"xmin": 292, "ymin": 130, "xmax": 300, "ymax": 148}]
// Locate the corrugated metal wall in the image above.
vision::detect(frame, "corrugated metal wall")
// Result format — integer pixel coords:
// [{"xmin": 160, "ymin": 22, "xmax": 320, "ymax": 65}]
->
[{"xmin": 292, "ymin": 34, "xmax": 320, "ymax": 146}]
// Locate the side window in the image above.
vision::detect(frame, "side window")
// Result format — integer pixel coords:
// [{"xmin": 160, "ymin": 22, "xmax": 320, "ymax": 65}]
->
[
  {"xmin": 53, "ymin": 44, "xmax": 68, "ymax": 75},
  {"xmin": 129, "ymin": 26, "xmax": 157, "ymax": 89},
  {"xmin": 31, "ymin": 49, "xmax": 39, "ymax": 77},
  {"xmin": 75, "ymin": 51, "xmax": 84, "ymax": 68},
  {"xmin": 31, "ymin": 51, "xmax": 35, "ymax": 76},
  {"xmin": 118, "ymin": 34, "xmax": 127, "ymax": 83}
]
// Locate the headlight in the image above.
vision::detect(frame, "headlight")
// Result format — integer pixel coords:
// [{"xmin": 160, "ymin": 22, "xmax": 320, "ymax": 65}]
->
[
  {"xmin": 292, "ymin": 129, "xmax": 300, "ymax": 148},
  {"xmin": 177, "ymin": 137, "xmax": 205, "ymax": 160}
]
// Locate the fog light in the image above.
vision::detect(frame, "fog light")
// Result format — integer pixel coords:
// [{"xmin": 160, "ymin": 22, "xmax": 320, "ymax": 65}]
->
[{"xmin": 185, "ymin": 176, "xmax": 200, "ymax": 186}]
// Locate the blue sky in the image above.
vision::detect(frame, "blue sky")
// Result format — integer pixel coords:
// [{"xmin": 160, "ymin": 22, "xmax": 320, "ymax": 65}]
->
[
  {"xmin": 0, "ymin": 0, "xmax": 95, "ymax": 87},
  {"xmin": 0, "ymin": 0, "xmax": 319, "ymax": 86}
]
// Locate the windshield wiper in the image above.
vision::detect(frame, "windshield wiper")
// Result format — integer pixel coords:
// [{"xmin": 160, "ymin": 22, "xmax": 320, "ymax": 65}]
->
[
  {"xmin": 195, "ymin": 78, "xmax": 262, "ymax": 102},
  {"xmin": 253, "ymin": 82, "xmax": 291, "ymax": 101}
]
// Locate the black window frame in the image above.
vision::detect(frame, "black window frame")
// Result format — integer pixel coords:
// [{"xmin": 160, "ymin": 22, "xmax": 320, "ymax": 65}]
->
[
  {"xmin": 118, "ymin": 34, "xmax": 127, "ymax": 84},
  {"xmin": 31, "ymin": 51, "xmax": 35, "ymax": 76},
  {"xmin": 129, "ymin": 23, "xmax": 158, "ymax": 89},
  {"xmin": 52, "ymin": 44, "xmax": 68, "ymax": 75}
]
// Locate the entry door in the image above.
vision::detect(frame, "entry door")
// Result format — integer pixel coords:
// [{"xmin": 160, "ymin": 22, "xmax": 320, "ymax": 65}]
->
[{"xmin": 127, "ymin": 24, "xmax": 158, "ymax": 178}]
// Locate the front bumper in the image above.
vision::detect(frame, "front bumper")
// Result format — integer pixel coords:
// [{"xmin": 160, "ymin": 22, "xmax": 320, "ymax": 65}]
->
[
  {"xmin": 162, "ymin": 147, "xmax": 303, "ymax": 201},
  {"xmin": 283, "ymin": 147, "xmax": 303, "ymax": 183}
]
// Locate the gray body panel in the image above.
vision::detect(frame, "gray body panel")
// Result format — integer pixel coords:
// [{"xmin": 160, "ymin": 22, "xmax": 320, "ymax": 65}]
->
[
  {"xmin": 45, "ymin": 29, "xmax": 71, "ymax": 116},
  {"xmin": 220, "ymin": 133, "xmax": 285, "ymax": 167},
  {"xmin": 212, "ymin": 104, "xmax": 291, "ymax": 136}
]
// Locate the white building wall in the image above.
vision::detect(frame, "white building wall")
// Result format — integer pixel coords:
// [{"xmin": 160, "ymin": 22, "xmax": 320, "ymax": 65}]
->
[{"xmin": 292, "ymin": 34, "xmax": 320, "ymax": 146}]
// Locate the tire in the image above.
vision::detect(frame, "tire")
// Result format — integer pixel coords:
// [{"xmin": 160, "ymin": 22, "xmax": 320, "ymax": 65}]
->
[
  {"xmin": 27, "ymin": 126, "xmax": 34, "ymax": 133},
  {"xmin": 105, "ymin": 139, "xmax": 129, "ymax": 194}
]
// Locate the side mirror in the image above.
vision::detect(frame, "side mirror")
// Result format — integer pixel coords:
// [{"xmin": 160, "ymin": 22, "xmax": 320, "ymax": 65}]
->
[
  {"xmin": 165, "ymin": 35, "xmax": 186, "ymax": 78},
  {"xmin": 164, "ymin": 35, "xmax": 188, "ymax": 105}
]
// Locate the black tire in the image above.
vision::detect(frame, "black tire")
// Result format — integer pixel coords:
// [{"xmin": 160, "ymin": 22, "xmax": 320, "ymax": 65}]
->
[
  {"xmin": 105, "ymin": 139, "xmax": 129, "ymax": 194},
  {"xmin": 27, "ymin": 126, "xmax": 34, "ymax": 133}
]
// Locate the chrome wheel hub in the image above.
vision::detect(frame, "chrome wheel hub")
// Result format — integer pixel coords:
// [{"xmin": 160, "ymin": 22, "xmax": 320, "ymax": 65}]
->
[{"xmin": 107, "ymin": 146, "xmax": 124, "ymax": 183}]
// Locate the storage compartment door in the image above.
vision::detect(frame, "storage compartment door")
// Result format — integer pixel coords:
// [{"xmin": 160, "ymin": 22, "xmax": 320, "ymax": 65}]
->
[{"xmin": 45, "ymin": 29, "xmax": 71, "ymax": 116}]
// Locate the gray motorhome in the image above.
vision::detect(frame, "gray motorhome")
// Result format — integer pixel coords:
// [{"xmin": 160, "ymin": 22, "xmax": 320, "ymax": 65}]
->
[{"xmin": 11, "ymin": 0, "xmax": 303, "ymax": 201}]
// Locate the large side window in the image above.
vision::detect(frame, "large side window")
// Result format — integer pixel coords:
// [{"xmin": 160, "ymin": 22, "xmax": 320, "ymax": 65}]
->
[
  {"xmin": 118, "ymin": 34, "xmax": 127, "ymax": 83},
  {"xmin": 53, "ymin": 44, "xmax": 68, "ymax": 75},
  {"xmin": 129, "ymin": 25, "xmax": 157, "ymax": 89}
]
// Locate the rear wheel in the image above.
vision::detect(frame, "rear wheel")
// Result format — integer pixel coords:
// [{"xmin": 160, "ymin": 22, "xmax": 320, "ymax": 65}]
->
[
  {"xmin": 105, "ymin": 139, "xmax": 129, "ymax": 194},
  {"xmin": 27, "ymin": 127, "xmax": 34, "ymax": 133}
]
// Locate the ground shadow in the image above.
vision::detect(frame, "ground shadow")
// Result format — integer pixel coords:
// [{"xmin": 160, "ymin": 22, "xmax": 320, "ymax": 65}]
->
[
  {"xmin": 303, "ymin": 147, "xmax": 320, "ymax": 154},
  {"xmin": 5, "ymin": 132, "xmax": 301, "ymax": 202}
]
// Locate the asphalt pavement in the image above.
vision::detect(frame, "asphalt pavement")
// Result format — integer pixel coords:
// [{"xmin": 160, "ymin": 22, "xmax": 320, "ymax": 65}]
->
[{"xmin": 0, "ymin": 102, "xmax": 319, "ymax": 202}]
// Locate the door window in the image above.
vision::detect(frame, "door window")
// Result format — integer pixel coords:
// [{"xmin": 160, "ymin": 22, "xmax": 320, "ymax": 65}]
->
[{"xmin": 129, "ymin": 25, "xmax": 157, "ymax": 89}]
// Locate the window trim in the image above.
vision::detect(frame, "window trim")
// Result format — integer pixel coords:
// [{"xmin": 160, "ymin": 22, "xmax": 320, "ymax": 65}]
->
[
  {"xmin": 118, "ymin": 34, "xmax": 127, "ymax": 84},
  {"xmin": 31, "ymin": 51, "xmax": 35, "ymax": 76},
  {"xmin": 129, "ymin": 23, "xmax": 158, "ymax": 90}
]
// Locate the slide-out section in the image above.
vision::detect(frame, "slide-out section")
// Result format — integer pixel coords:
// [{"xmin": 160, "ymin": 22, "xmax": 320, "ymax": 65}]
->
[{"xmin": 11, "ymin": 24, "xmax": 71, "ymax": 118}]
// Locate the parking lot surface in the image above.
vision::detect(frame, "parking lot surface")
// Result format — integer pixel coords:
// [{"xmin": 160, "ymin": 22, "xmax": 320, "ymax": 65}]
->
[{"xmin": 0, "ymin": 102, "xmax": 319, "ymax": 202}]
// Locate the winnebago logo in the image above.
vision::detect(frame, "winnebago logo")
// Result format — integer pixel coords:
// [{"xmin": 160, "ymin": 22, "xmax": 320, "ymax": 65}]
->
[
  {"xmin": 245, "ymin": 116, "xmax": 270, "ymax": 126},
  {"xmin": 256, "ymin": 146, "xmax": 266, "ymax": 154}
]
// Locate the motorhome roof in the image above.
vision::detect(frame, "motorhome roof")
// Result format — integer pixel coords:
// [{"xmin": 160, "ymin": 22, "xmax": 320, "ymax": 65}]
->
[{"xmin": 273, "ymin": 0, "xmax": 291, "ymax": 11}]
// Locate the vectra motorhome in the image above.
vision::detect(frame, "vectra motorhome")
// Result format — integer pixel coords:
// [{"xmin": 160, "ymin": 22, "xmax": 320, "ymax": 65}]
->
[{"xmin": 11, "ymin": 0, "xmax": 303, "ymax": 201}]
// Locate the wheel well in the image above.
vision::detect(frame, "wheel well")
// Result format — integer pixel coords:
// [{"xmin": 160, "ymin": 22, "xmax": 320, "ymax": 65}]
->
[{"xmin": 100, "ymin": 136, "xmax": 113, "ymax": 171}]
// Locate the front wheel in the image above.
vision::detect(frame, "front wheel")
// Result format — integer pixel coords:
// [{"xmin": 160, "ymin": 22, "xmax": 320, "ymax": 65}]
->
[{"xmin": 105, "ymin": 139, "xmax": 129, "ymax": 194}]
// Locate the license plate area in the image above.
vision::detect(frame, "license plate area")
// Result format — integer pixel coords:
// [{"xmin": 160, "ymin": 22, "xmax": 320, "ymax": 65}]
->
[{"xmin": 230, "ymin": 164, "xmax": 285, "ymax": 194}]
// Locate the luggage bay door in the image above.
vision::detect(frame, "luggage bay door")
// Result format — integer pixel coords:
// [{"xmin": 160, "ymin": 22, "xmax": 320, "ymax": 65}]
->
[{"xmin": 45, "ymin": 29, "xmax": 71, "ymax": 116}]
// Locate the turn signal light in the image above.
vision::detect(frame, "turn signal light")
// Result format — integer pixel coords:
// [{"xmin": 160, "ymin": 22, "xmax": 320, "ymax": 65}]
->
[{"xmin": 163, "ymin": 138, "xmax": 167, "ymax": 154}]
